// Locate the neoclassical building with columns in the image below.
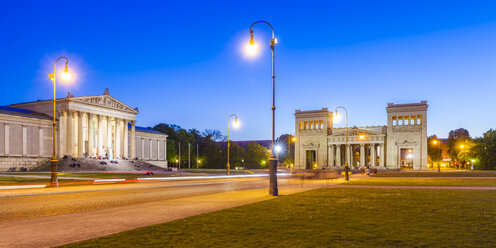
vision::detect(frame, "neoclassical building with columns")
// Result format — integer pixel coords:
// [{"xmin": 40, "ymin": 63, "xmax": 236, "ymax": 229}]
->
[
  {"xmin": 0, "ymin": 89, "xmax": 167, "ymax": 171},
  {"xmin": 294, "ymin": 101, "xmax": 428, "ymax": 171}
]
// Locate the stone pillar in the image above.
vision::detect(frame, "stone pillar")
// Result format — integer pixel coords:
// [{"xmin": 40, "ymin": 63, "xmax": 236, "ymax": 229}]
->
[
  {"xmin": 22, "ymin": 125, "xmax": 27, "ymax": 156},
  {"xmin": 360, "ymin": 144, "xmax": 365, "ymax": 168},
  {"xmin": 77, "ymin": 112, "xmax": 84, "ymax": 157},
  {"xmin": 371, "ymin": 144, "xmax": 376, "ymax": 167},
  {"xmin": 39, "ymin": 127, "xmax": 44, "ymax": 156},
  {"xmin": 120, "ymin": 119, "xmax": 125, "ymax": 158},
  {"xmin": 98, "ymin": 115, "xmax": 104, "ymax": 156},
  {"xmin": 328, "ymin": 145, "xmax": 335, "ymax": 167},
  {"xmin": 346, "ymin": 144, "xmax": 351, "ymax": 167},
  {"xmin": 59, "ymin": 111, "xmax": 67, "ymax": 156},
  {"xmin": 4, "ymin": 124, "xmax": 9, "ymax": 155},
  {"xmin": 130, "ymin": 121, "xmax": 136, "ymax": 159},
  {"xmin": 67, "ymin": 111, "xmax": 74, "ymax": 156},
  {"xmin": 115, "ymin": 118, "xmax": 121, "ymax": 159},
  {"xmin": 336, "ymin": 145, "xmax": 341, "ymax": 167},
  {"xmin": 88, "ymin": 113, "xmax": 94, "ymax": 156},
  {"xmin": 124, "ymin": 120, "xmax": 129, "ymax": 158},
  {"xmin": 379, "ymin": 144, "xmax": 385, "ymax": 167},
  {"xmin": 107, "ymin": 117, "xmax": 112, "ymax": 159}
]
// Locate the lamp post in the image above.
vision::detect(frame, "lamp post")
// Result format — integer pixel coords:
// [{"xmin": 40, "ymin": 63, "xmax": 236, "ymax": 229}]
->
[
  {"xmin": 335, "ymin": 106, "xmax": 349, "ymax": 181},
  {"xmin": 248, "ymin": 20, "xmax": 279, "ymax": 196},
  {"xmin": 47, "ymin": 56, "xmax": 71, "ymax": 187},
  {"xmin": 226, "ymin": 114, "xmax": 238, "ymax": 176},
  {"xmin": 433, "ymin": 140, "xmax": 441, "ymax": 172}
]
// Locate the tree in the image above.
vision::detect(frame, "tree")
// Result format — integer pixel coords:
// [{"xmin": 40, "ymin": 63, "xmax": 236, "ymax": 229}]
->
[
  {"xmin": 473, "ymin": 129, "xmax": 496, "ymax": 170},
  {"xmin": 427, "ymin": 135, "xmax": 442, "ymax": 165},
  {"xmin": 245, "ymin": 142, "xmax": 270, "ymax": 169},
  {"xmin": 447, "ymin": 128, "xmax": 471, "ymax": 167}
]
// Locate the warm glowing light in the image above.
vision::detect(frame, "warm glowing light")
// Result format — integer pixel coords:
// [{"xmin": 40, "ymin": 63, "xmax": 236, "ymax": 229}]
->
[
  {"xmin": 408, "ymin": 149, "xmax": 412, "ymax": 153},
  {"xmin": 333, "ymin": 113, "xmax": 341, "ymax": 122},
  {"xmin": 261, "ymin": 160, "xmax": 266, "ymax": 165},
  {"xmin": 232, "ymin": 117, "xmax": 240, "ymax": 128},
  {"xmin": 61, "ymin": 63, "xmax": 71, "ymax": 81},
  {"xmin": 471, "ymin": 159, "xmax": 475, "ymax": 163},
  {"xmin": 460, "ymin": 145, "xmax": 465, "ymax": 148},
  {"xmin": 275, "ymin": 145, "xmax": 282, "ymax": 153},
  {"xmin": 175, "ymin": 159, "xmax": 178, "ymax": 163},
  {"xmin": 433, "ymin": 140, "xmax": 437, "ymax": 144},
  {"xmin": 292, "ymin": 137, "xmax": 296, "ymax": 142},
  {"xmin": 197, "ymin": 160, "xmax": 201, "ymax": 163},
  {"xmin": 359, "ymin": 135, "xmax": 365, "ymax": 140},
  {"xmin": 245, "ymin": 43, "xmax": 258, "ymax": 55}
]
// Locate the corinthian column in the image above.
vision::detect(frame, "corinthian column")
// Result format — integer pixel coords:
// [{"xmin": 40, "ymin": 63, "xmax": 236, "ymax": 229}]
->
[
  {"xmin": 360, "ymin": 144, "xmax": 365, "ymax": 168},
  {"xmin": 77, "ymin": 112, "xmax": 84, "ymax": 157},
  {"xmin": 130, "ymin": 121, "xmax": 136, "ymax": 158},
  {"xmin": 124, "ymin": 120, "xmax": 129, "ymax": 158},
  {"xmin": 67, "ymin": 111, "xmax": 74, "ymax": 156},
  {"xmin": 88, "ymin": 113, "xmax": 94, "ymax": 156},
  {"xmin": 336, "ymin": 145, "xmax": 341, "ymax": 167}
]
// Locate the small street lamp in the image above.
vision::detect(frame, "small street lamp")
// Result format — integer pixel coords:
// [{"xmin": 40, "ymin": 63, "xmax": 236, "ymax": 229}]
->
[
  {"xmin": 334, "ymin": 106, "xmax": 349, "ymax": 181},
  {"xmin": 48, "ymin": 56, "xmax": 71, "ymax": 187},
  {"xmin": 226, "ymin": 114, "xmax": 239, "ymax": 176},
  {"xmin": 247, "ymin": 20, "xmax": 279, "ymax": 196}
]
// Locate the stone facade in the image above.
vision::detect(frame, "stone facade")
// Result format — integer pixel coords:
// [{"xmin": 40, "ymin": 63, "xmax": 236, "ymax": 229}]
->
[
  {"xmin": 0, "ymin": 89, "xmax": 168, "ymax": 171},
  {"xmin": 294, "ymin": 101, "xmax": 428, "ymax": 170}
]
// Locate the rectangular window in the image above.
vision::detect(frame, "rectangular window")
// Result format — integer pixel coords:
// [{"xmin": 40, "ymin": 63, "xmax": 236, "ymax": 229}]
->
[
  {"xmin": 392, "ymin": 116, "xmax": 397, "ymax": 126},
  {"xmin": 411, "ymin": 115, "xmax": 416, "ymax": 125},
  {"xmin": 304, "ymin": 121, "xmax": 308, "ymax": 130},
  {"xmin": 417, "ymin": 115, "xmax": 422, "ymax": 125},
  {"xmin": 319, "ymin": 120, "xmax": 324, "ymax": 129},
  {"xmin": 299, "ymin": 121, "xmax": 303, "ymax": 130},
  {"xmin": 398, "ymin": 116, "xmax": 403, "ymax": 126},
  {"xmin": 404, "ymin": 116, "xmax": 409, "ymax": 125}
]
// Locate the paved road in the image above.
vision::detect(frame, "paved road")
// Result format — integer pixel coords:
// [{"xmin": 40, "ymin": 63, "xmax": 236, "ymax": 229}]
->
[{"xmin": 0, "ymin": 177, "xmax": 327, "ymax": 248}]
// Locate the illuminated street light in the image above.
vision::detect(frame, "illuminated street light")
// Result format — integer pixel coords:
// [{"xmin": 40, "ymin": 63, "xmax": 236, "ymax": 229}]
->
[
  {"xmin": 432, "ymin": 139, "xmax": 441, "ymax": 172},
  {"xmin": 226, "ymin": 114, "xmax": 239, "ymax": 176},
  {"xmin": 47, "ymin": 56, "xmax": 71, "ymax": 187},
  {"xmin": 275, "ymin": 145, "xmax": 282, "ymax": 153},
  {"xmin": 248, "ymin": 20, "xmax": 278, "ymax": 196},
  {"xmin": 334, "ymin": 106, "xmax": 349, "ymax": 181}
]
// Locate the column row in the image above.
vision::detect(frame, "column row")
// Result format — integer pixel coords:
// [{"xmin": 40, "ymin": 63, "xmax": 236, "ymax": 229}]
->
[
  {"xmin": 328, "ymin": 143, "xmax": 385, "ymax": 168},
  {"xmin": 58, "ymin": 110, "xmax": 135, "ymax": 159}
]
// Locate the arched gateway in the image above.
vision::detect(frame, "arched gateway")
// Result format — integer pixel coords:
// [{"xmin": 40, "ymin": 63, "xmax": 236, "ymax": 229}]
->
[{"xmin": 294, "ymin": 101, "xmax": 428, "ymax": 171}]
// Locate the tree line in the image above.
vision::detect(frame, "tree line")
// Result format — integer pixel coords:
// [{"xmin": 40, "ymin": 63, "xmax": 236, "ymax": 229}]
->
[
  {"xmin": 151, "ymin": 123, "xmax": 275, "ymax": 169},
  {"xmin": 428, "ymin": 128, "xmax": 496, "ymax": 170}
]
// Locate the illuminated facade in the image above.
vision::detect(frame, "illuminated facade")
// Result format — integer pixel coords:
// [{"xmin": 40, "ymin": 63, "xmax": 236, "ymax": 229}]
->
[
  {"xmin": 0, "ymin": 89, "xmax": 167, "ymax": 171},
  {"xmin": 294, "ymin": 101, "xmax": 428, "ymax": 170}
]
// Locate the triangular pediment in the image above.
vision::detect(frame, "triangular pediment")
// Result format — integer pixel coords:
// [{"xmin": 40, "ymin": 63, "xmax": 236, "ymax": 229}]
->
[
  {"xmin": 69, "ymin": 95, "xmax": 139, "ymax": 114},
  {"xmin": 331, "ymin": 127, "xmax": 383, "ymax": 137}
]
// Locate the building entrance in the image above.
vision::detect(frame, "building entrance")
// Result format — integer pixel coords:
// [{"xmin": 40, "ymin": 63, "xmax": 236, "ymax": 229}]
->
[
  {"xmin": 305, "ymin": 150, "xmax": 316, "ymax": 169},
  {"xmin": 400, "ymin": 148, "xmax": 414, "ymax": 169}
]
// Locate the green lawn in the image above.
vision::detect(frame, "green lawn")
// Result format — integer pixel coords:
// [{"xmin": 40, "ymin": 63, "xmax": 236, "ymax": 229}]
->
[
  {"xmin": 344, "ymin": 178, "xmax": 496, "ymax": 187},
  {"xmin": 372, "ymin": 171, "xmax": 496, "ymax": 178},
  {"xmin": 61, "ymin": 188, "xmax": 496, "ymax": 248}
]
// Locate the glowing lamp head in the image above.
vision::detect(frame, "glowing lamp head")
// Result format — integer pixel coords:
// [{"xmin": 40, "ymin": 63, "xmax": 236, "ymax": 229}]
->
[
  {"xmin": 246, "ymin": 30, "xmax": 257, "ymax": 55},
  {"xmin": 292, "ymin": 137, "xmax": 296, "ymax": 142},
  {"xmin": 433, "ymin": 140, "xmax": 437, "ymax": 144},
  {"xmin": 275, "ymin": 145, "xmax": 282, "ymax": 153},
  {"xmin": 61, "ymin": 62, "xmax": 71, "ymax": 81},
  {"xmin": 333, "ymin": 112, "xmax": 341, "ymax": 123},
  {"xmin": 460, "ymin": 145, "xmax": 465, "ymax": 148},
  {"xmin": 359, "ymin": 135, "xmax": 365, "ymax": 140},
  {"xmin": 232, "ymin": 116, "xmax": 240, "ymax": 128}
]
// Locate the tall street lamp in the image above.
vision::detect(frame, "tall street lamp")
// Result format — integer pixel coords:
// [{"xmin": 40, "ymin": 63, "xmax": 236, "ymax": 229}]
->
[
  {"xmin": 226, "ymin": 114, "xmax": 239, "ymax": 176},
  {"xmin": 247, "ymin": 20, "xmax": 279, "ymax": 196},
  {"xmin": 334, "ymin": 106, "xmax": 349, "ymax": 181},
  {"xmin": 433, "ymin": 139, "xmax": 441, "ymax": 172},
  {"xmin": 48, "ymin": 56, "xmax": 71, "ymax": 187}
]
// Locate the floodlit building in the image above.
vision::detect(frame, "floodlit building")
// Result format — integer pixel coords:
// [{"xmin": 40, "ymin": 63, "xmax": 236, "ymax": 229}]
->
[
  {"xmin": 294, "ymin": 101, "xmax": 428, "ymax": 170},
  {"xmin": 0, "ymin": 89, "xmax": 167, "ymax": 171}
]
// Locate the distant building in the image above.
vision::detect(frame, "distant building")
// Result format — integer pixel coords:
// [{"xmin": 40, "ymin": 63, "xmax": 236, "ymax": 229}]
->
[
  {"xmin": 0, "ymin": 89, "xmax": 167, "ymax": 171},
  {"xmin": 294, "ymin": 101, "xmax": 428, "ymax": 170}
]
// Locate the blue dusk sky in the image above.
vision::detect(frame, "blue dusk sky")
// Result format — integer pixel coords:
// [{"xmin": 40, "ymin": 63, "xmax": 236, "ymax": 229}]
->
[{"xmin": 1, "ymin": 0, "xmax": 495, "ymax": 140}]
